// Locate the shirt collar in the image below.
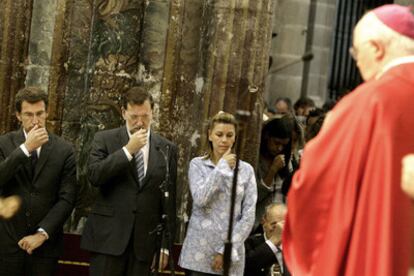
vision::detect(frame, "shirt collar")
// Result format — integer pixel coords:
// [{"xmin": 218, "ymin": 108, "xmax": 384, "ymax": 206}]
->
[{"xmin": 376, "ymin": 55, "xmax": 414, "ymax": 79}]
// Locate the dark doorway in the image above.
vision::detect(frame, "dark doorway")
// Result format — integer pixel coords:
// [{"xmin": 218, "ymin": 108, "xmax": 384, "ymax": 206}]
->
[{"xmin": 327, "ymin": 0, "xmax": 394, "ymax": 99}]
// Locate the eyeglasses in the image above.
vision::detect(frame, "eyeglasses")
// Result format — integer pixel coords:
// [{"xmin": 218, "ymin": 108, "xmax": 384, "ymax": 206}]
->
[
  {"xmin": 125, "ymin": 112, "xmax": 151, "ymax": 121},
  {"xmin": 21, "ymin": 111, "xmax": 46, "ymax": 120}
]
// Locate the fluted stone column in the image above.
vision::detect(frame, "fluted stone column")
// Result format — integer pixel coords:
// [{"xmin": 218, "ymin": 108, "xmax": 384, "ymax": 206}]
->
[{"xmin": 0, "ymin": 0, "xmax": 33, "ymax": 133}]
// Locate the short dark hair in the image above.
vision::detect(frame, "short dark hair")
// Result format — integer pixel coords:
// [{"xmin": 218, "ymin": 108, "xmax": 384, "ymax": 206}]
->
[
  {"xmin": 122, "ymin": 86, "xmax": 154, "ymax": 109},
  {"xmin": 293, "ymin": 97, "xmax": 315, "ymax": 111},
  {"xmin": 15, "ymin": 87, "xmax": 48, "ymax": 112}
]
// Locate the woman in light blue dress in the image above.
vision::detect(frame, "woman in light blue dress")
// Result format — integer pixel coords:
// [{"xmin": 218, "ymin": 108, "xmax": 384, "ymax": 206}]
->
[{"xmin": 179, "ymin": 112, "xmax": 257, "ymax": 276}]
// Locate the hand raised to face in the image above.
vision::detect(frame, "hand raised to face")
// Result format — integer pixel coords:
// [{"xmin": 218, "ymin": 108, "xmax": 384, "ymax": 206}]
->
[
  {"xmin": 24, "ymin": 125, "xmax": 49, "ymax": 153},
  {"xmin": 222, "ymin": 147, "xmax": 236, "ymax": 169},
  {"xmin": 125, "ymin": 128, "xmax": 148, "ymax": 155}
]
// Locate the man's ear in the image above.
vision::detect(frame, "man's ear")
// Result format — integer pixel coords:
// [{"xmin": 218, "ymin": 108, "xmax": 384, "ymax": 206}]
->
[
  {"xmin": 371, "ymin": 40, "xmax": 386, "ymax": 61},
  {"xmin": 16, "ymin": 112, "xmax": 22, "ymax": 123}
]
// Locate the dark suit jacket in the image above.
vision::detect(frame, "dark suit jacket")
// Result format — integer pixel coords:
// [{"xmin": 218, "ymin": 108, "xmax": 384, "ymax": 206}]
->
[
  {"xmin": 0, "ymin": 129, "xmax": 77, "ymax": 258},
  {"xmin": 81, "ymin": 126, "xmax": 177, "ymax": 262},
  {"xmin": 244, "ymin": 233, "xmax": 290, "ymax": 276}
]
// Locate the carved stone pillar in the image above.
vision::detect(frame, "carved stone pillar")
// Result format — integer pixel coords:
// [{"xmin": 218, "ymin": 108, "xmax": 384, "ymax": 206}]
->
[{"xmin": 0, "ymin": 0, "xmax": 33, "ymax": 133}]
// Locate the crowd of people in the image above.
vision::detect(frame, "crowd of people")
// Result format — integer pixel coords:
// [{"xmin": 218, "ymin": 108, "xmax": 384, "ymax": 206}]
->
[{"xmin": 0, "ymin": 3, "xmax": 413, "ymax": 276}]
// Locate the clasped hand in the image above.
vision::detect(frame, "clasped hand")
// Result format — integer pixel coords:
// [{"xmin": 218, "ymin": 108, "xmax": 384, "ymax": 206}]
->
[{"xmin": 18, "ymin": 232, "xmax": 47, "ymax": 255}]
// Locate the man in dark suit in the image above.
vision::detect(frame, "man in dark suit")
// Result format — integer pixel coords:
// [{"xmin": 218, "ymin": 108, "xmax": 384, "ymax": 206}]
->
[
  {"xmin": 0, "ymin": 86, "xmax": 78, "ymax": 275},
  {"xmin": 245, "ymin": 203, "xmax": 290, "ymax": 276},
  {"xmin": 81, "ymin": 86, "xmax": 178, "ymax": 276}
]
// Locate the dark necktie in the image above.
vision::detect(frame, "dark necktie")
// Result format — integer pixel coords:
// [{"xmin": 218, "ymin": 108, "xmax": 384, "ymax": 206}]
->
[
  {"xmin": 135, "ymin": 151, "xmax": 145, "ymax": 185},
  {"xmin": 31, "ymin": 150, "xmax": 38, "ymax": 176}
]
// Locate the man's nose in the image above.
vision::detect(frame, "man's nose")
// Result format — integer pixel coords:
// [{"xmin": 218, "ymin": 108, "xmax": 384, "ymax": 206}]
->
[{"xmin": 32, "ymin": 116, "xmax": 39, "ymax": 124}]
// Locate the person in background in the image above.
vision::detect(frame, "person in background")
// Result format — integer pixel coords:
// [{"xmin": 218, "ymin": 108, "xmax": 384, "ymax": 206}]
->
[
  {"xmin": 304, "ymin": 108, "xmax": 326, "ymax": 142},
  {"xmin": 273, "ymin": 98, "xmax": 292, "ymax": 115},
  {"xmin": 81, "ymin": 87, "xmax": 178, "ymax": 276},
  {"xmin": 321, "ymin": 99, "xmax": 336, "ymax": 112},
  {"xmin": 283, "ymin": 5, "xmax": 414, "ymax": 276},
  {"xmin": 293, "ymin": 97, "xmax": 315, "ymax": 125},
  {"xmin": 244, "ymin": 203, "xmax": 290, "ymax": 276},
  {"xmin": 0, "ymin": 86, "xmax": 78, "ymax": 275},
  {"xmin": 263, "ymin": 101, "xmax": 276, "ymax": 121},
  {"xmin": 179, "ymin": 111, "xmax": 257, "ymax": 276},
  {"xmin": 254, "ymin": 115, "xmax": 293, "ymax": 231}
]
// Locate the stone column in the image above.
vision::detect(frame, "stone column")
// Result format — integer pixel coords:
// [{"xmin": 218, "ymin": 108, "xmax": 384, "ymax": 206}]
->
[{"xmin": 0, "ymin": 0, "xmax": 33, "ymax": 133}]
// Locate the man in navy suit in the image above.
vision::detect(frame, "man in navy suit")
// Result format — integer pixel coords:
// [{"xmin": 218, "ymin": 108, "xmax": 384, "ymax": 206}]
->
[
  {"xmin": 0, "ymin": 86, "xmax": 78, "ymax": 275},
  {"xmin": 245, "ymin": 203, "xmax": 290, "ymax": 276},
  {"xmin": 81, "ymin": 86, "xmax": 178, "ymax": 276}
]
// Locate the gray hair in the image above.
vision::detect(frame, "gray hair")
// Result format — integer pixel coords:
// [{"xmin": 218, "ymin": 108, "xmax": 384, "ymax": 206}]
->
[{"xmin": 264, "ymin": 203, "xmax": 287, "ymax": 219}]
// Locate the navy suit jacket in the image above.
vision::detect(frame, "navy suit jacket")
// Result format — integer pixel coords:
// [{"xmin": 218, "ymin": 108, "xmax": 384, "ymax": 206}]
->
[
  {"xmin": 244, "ymin": 233, "xmax": 290, "ymax": 276},
  {"xmin": 81, "ymin": 126, "xmax": 177, "ymax": 262},
  {"xmin": 0, "ymin": 129, "xmax": 77, "ymax": 258}
]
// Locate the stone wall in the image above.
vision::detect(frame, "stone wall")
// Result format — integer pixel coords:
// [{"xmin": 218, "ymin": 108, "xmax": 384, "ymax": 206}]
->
[
  {"xmin": 0, "ymin": 0, "xmax": 274, "ymax": 240},
  {"xmin": 266, "ymin": 0, "xmax": 340, "ymax": 108},
  {"xmin": 395, "ymin": 0, "xmax": 414, "ymax": 5}
]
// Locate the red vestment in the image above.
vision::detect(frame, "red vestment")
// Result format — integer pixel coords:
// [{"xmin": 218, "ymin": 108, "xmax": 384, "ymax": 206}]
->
[{"xmin": 283, "ymin": 62, "xmax": 414, "ymax": 276}]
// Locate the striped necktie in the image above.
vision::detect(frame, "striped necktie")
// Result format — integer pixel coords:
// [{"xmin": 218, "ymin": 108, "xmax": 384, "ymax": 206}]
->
[{"xmin": 135, "ymin": 151, "xmax": 145, "ymax": 184}]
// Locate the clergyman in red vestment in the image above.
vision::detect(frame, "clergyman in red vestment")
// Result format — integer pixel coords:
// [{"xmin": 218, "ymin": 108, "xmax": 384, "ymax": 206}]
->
[{"xmin": 283, "ymin": 4, "xmax": 414, "ymax": 276}]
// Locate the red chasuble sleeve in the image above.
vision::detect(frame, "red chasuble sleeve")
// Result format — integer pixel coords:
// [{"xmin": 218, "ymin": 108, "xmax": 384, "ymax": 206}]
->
[{"xmin": 283, "ymin": 63, "xmax": 414, "ymax": 276}]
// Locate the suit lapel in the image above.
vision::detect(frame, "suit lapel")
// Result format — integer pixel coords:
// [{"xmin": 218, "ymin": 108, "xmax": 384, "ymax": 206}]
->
[
  {"xmin": 119, "ymin": 127, "xmax": 140, "ymax": 185},
  {"xmin": 12, "ymin": 130, "xmax": 32, "ymax": 180},
  {"xmin": 12, "ymin": 129, "xmax": 26, "ymax": 147}
]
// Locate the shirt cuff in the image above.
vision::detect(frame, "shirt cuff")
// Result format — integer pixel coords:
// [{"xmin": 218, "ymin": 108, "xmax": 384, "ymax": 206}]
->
[
  {"xmin": 37, "ymin": 228, "xmax": 49, "ymax": 240},
  {"xmin": 122, "ymin": 147, "xmax": 133, "ymax": 161},
  {"xmin": 161, "ymin": 248, "xmax": 169, "ymax": 256},
  {"xmin": 20, "ymin": 144, "xmax": 30, "ymax": 157},
  {"xmin": 265, "ymin": 240, "xmax": 279, "ymax": 256}
]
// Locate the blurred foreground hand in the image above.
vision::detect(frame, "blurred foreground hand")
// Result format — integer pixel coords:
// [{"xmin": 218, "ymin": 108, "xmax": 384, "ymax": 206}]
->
[
  {"xmin": 402, "ymin": 154, "xmax": 414, "ymax": 199},
  {"xmin": 0, "ymin": 196, "xmax": 21, "ymax": 219}
]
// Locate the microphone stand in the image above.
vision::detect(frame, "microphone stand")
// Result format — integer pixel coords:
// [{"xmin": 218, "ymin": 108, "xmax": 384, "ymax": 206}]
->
[
  {"xmin": 223, "ymin": 110, "xmax": 251, "ymax": 276},
  {"xmin": 150, "ymin": 145, "xmax": 175, "ymax": 276},
  {"xmin": 268, "ymin": 51, "xmax": 314, "ymax": 74}
]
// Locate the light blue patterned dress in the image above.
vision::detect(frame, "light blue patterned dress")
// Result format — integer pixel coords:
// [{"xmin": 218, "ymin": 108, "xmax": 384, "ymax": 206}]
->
[{"xmin": 179, "ymin": 156, "xmax": 257, "ymax": 275}]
